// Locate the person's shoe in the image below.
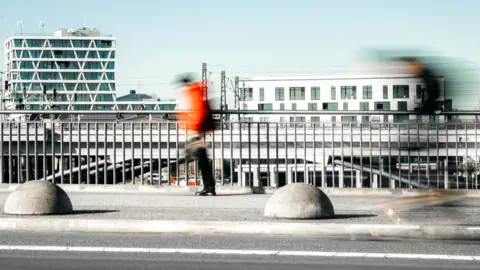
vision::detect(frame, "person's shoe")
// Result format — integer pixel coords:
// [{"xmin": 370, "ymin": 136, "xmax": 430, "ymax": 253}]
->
[{"xmin": 195, "ymin": 188, "xmax": 216, "ymax": 196}]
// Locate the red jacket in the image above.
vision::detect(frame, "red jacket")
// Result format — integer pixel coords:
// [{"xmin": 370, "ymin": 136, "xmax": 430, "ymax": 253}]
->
[{"xmin": 177, "ymin": 82, "xmax": 210, "ymax": 132}]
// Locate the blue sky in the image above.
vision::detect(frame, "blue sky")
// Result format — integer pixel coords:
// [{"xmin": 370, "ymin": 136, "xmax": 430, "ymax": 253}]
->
[{"xmin": 1, "ymin": 0, "xmax": 480, "ymax": 107}]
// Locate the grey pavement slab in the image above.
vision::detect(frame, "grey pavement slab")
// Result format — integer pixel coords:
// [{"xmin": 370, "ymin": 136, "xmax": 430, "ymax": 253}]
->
[{"xmin": 0, "ymin": 192, "xmax": 478, "ymax": 226}]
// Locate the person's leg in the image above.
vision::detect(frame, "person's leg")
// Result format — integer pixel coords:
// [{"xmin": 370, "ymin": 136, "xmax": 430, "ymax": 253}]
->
[
  {"xmin": 189, "ymin": 132, "xmax": 215, "ymax": 196},
  {"xmin": 195, "ymin": 147, "xmax": 216, "ymax": 195}
]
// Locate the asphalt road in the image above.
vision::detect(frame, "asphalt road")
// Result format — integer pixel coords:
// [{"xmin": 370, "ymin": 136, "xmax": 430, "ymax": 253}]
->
[
  {"xmin": 0, "ymin": 232, "xmax": 479, "ymax": 269},
  {"xmin": 1, "ymin": 251, "xmax": 479, "ymax": 270}
]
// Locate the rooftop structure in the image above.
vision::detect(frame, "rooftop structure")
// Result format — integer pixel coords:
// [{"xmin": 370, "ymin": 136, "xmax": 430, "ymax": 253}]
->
[{"xmin": 115, "ymin": 89, "xmax": 176, "ymax": 111}]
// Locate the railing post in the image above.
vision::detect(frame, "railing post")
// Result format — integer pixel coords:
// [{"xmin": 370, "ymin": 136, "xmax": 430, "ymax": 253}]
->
[
  {"xmin": 255, "ymin": 165, "xmax": 260, "ymax": 187},
  {"xmin": 444, "ymin": 158, "xmax": 449, "ymax": 189},
  {"xmin": 271, "ymin": 165, "xmax": 277, "ymax": 187},
  {"xmin": 237, "ymin": 164, "xmax": 243, "ymax": 186},
  {"xmin": 373, "ymin": 174, "xmax": 379, "ymax": 189},
  {"xmin": 356, "ymin": 170, "xmax": 362, "ymax": 188},
  {"xmin": 379, "ymin": 157, "xmax": 384, "ymax": 189},
  {"xmin": 338, "ymin": 168, "xmax": 344, "ymax": 188}
]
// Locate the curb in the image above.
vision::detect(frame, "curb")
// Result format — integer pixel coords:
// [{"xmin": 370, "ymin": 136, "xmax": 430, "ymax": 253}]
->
[
  {"xmin": 0, "ymin": 184, "xmax": 256, "ymax": 195},
  {"xmin": 0, "ymin": 218, "xmax": 479, "ymax": 240},
  {"xmin": 1, "ymin": 184, "xmax": 480, "ymax": 197}
]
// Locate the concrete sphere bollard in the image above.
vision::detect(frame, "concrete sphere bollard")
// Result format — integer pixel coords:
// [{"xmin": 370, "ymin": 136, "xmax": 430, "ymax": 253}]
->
[
  {"xmin": 4, "ymin": 180, "xmax": 73, "ymax": 215},
  {"xmin": 264, "ymin": 183, "xmax": 335, "ymax": 219}
]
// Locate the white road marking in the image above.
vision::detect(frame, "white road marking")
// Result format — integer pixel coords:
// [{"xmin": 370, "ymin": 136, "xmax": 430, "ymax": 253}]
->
[{"xmin": 0, "ymin": 245, "xmax": 478, "ymax": 261}]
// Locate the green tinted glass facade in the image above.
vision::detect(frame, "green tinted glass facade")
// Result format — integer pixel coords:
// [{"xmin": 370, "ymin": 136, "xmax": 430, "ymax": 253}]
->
[{"xmin": 7, "ymin": 36, "xmax": 116, "ymax": 111}]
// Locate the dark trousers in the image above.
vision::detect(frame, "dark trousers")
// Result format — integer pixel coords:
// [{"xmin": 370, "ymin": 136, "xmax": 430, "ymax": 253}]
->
[
  {"xmin": 194, "ymin": 147, "xmax": 215, "ymax": 191},
  {"xmin": 187, "ymin": 135, "xmax": 215, "ymax": 191}
]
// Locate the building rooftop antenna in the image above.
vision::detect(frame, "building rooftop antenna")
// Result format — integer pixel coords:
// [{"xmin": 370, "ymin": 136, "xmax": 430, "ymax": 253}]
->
[
  {"xmin": 39, "ymin": 21, "xmax": 46, "ymax": 35},
  {"xmin": 16, "ymin": 20, "xmax": 24, "ymax": 35}
]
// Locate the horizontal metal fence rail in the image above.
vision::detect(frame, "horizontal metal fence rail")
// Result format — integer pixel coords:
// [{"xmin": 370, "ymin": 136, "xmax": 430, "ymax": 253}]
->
[
  {"xmin": 1, "ymin": 109, "xmax": 480, "ymax": 115},
  {"xmin": 0, "ymin": 118, "xmax": 478, "ymax": 190},
  {"xmin": 5, "ymin": 121, "xmax": 479, "ymax": 132}
]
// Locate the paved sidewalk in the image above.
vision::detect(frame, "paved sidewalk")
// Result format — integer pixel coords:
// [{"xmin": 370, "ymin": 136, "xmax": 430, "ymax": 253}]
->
[
  {"xmin": 0, "ymin": 192, "xmax": 478, "ymax": 239},
  {"xmin": 0, "ymin": 192, "xmax": 478, "ymax": 226}
]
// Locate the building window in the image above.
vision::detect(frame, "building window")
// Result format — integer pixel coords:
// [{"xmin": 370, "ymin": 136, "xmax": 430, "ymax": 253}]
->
[
  {"xmin": 14, "ymin": 39, "xmax": 22, "ymax": 47},
  {"xmin": 343, "ymin": 102, "xmax": 348, "ymax": 110},
  {"xmin": 289, "ymin": 116, "xmax": 305, "ymax": 128},
  {"xmin": 291, "ymin": 103, "xmax": 297, "ymax": 110},
  {"xmin": 242, "ymin": 88, "xmax": 253, "ymax": 101},
  {"xmin": 429, "ymin": 115, "xmax": 440, "ymax": 122},
  {"xmin": 290, "ymin": 116, "xmax": 305, "ymax": 122},
  {"xmin": 275, "ymin": 87, "xmax": 284, "ymax": 101},
  {"xmin": 360, "ymin": 102, "xmax": 369, "ymax": 111},
  {"xmin": 362, "ymin": 116, "xmax": 369, "ymax": 122},
  {"xmin": 258, "ymin": 103, "xmax": 273, "ymax": 110},
  {"xmin": 416, "ymin": 84, "xmax": 423, "ymax": 99},
  {"xmin": 289, "ymin": 87, "xmax": 305, "ymax": 100},
  {"xmin": 311, "ymin": 116, "xmax": 320, "ymax": 122},
  {"xmin": 19, "ymin": 61, "xmax": 35, "ymax": 69},
  {"xmin": 27, "ymin": 39, "xmax": 46, "ymax": 48},
  {"xmin": 362, "ymin": 85, "xmax": 372, "ymax": 99},
  {"xmin": 72, "ymin": 40, "xmax": 91, "ymax": 48},
  {"xmin": 322, "ymin": 102, "xmax": 338, "ymax": 111},
  {"xmin": 374, "ymin": 102, "xmax": 390, "ymax": 110},
  {"xmin": 341, "ymin": 86, "xmax": 357, "ymax": 99},
  {"xmin": 341, "ymin": 116, "xmax": 357, "ymax": 122},
  {"xmin": 311, "ymin": 87, "xmax": 320, "ymax": 100},
  {"xmin": 393, "ymin": 85, "xmax": 409, "ymax": 98},
  {"xmin": 259, "ymin": 87, "xmax": 265, "ymax": 101},
  {"xmin": 22, "ymin": 50, "xmax": 31, "ymax": 58},
  {"xmin": 331, "ymin": 86, "xmax": 336, "ymax": 100},
  {"xmin": 308, "ymin": 103, "xmax": 317, "ymax": 111},
  {"xmin": 260, "ymin": 117, "xmax": 269, "ymax": 122},
  {"xmin": 279, "ymin": 103, "xmax": 285, "ymax": 110},
  {"xmin": 383, "ymin": 85, "xmax": 388, "ymax": 99},
  {"xmin": 394, "ymin": 115, "xmax": 409, "ymax": 123},
  {"xmin": 95, "ymin": 40, "xmax": 113, "ymax": 48},
  {"xmin": 397, "ymin": 101, "xmax": 408, "ymax": 111},
  {"xmin": 331, "ymin": 116, "xmax": 336, "ymax": 122}
]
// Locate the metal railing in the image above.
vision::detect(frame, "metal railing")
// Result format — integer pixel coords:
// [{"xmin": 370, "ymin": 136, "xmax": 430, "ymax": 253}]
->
[
  {"xmin": 0, "ymin": 109, "xmax": 479, "ymax": 115},
  {"xmin": 0, "ymin": 110, "xmax": 479, "ymax": 190}
]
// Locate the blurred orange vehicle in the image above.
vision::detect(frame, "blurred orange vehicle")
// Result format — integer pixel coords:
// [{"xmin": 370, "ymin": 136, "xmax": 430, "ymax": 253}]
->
[{"xmin": 169, "ymin": 177, "xmax": 202, "ymax": 186}]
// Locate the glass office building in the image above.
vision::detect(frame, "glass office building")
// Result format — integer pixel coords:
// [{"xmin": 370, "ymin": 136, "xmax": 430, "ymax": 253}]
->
[{"xmin": 3, "ymin": 27, "xmax": 116, "ymax": 115}]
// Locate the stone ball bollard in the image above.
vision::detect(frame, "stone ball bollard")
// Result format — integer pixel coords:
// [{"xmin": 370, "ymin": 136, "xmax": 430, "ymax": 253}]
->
[
  {"xmin": 264, "ymin": 183, "xmax": 335, "ymax": 219},
  {"xmin": 4, "ymin": 180, "xmax": 73, "ymax": 215}
]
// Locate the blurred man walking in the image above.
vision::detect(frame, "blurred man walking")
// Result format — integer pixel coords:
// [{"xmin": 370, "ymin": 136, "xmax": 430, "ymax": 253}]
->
[
  {"xmin": 377, "ymin": 57, "xmax": 465, "ymax": 223},
  {"xmin": 176, "ymin": 74, "xmax": 216, "ymax": 196}
]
